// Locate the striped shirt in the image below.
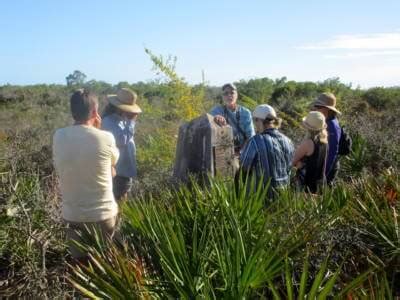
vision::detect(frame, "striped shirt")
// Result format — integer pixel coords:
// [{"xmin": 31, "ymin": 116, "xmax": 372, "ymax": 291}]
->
[{"xmin": 240, "ymin": 128, "xmax": 294, "ymax": 190}]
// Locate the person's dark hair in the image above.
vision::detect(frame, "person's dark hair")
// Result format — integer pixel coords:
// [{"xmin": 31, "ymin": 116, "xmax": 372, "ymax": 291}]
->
[
  {"xmin": 102, "ymin": 103, "xmax": 120, "ymax": 118},
  {"xmin": 70, "ymin": 89, "xmax": 98, "ymax": 122},
  {"xmin": 327, "ymin": 109, "xmax": 337, "ymax": 118},
  {"xmin": 263, "ymin": 117, "xmax": 282, "ymax": 128},
  {"xmin": 314, "ymin": 105, "xmax": 337, "ymax": 118}
]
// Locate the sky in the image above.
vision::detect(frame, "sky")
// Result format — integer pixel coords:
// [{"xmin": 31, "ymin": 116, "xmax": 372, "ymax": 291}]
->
[{"xmin": 1, "ymin": 0, "xmax": 400, "ymax": 88}]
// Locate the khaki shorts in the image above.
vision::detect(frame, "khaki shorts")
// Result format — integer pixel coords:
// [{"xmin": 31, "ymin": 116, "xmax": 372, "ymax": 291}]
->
[{"xmin": 64, "ymin": 216, "xmax": 117, "ymax": 259}]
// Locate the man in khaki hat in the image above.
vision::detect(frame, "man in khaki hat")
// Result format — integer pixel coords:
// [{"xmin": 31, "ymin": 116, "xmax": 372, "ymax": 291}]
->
[
  {"xmin": 102, "ymin": 88, "xmax": 142, "ymax": 202},
  {"xmin": 312, "ymin": 92, "xmax": 342, "ymax": 185}
]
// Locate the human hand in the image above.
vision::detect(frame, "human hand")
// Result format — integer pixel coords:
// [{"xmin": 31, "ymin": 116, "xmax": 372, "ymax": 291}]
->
[
  {"xmin": 94, "ymin": 113, "xmax": 102, "ymax": 129},
  {"xmin": 122, "ymin": 111, "xmax": 138, "ymax": 121},
  {"xmin": 214, "ymin": 115, "xmax": 227, "ymax": 126}
]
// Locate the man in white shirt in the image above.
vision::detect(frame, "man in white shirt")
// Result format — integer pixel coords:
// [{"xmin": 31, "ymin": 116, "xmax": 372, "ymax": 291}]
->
[{"xmin": 53, "ymin": 89, "xmax": 119, "ymax": 260}]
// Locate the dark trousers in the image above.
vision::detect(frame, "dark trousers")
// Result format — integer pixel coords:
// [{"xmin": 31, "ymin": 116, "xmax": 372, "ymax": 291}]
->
[
  {"xmin": 113, "ymin": 175, "xmax": 133, "ymax": 202},
  {"xmin": 327, "ymin": 160, "xmax": 340, "ymax": 186}
]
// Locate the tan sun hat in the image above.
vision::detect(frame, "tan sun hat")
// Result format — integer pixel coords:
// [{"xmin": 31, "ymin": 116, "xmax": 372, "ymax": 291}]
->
[
  {"xmin": 312, "ymin": 92, "xmax": 341, "ymax": 115},
  {"xmin": 302, "ymin": 111, "xmax": 327, "ymax": 131},
  {"xmin": 107, "ymin": 88, "xmax": 142, "ymax": 113}
]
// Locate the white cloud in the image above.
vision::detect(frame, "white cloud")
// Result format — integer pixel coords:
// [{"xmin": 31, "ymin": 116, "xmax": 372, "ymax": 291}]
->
[
  {"xmin": 339, "ymin": 63, "xmax": 400, "ymax": 88},
  {"xmin": 292, "ymin": 33, "xmax": 400, "ymax": 87},
  {"xmin": 323, "ymin": 50, "xmax": 400, "ymax": 59},
  {"xmin": 298, "ymin": 32, "xmax": 400, "ymax": 50}
]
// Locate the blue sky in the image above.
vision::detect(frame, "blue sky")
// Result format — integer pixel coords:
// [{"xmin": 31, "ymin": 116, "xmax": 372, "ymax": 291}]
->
[{"xmin": 1, "ymin": 0, "xmax": 400, "ymax": 88}]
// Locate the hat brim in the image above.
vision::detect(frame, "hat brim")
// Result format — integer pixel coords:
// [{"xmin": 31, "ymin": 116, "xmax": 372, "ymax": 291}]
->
[
  {"xmin": 252, "ymin": 113, "xmax": 278, "ymax": 120},
  {"xmin": 222, "ymin": 83, "xmax": 237, "ymax": 91},
  {"xmin": 302, "ymin": 117, "xmax": 327, "ymax": 131},
  {"xmin": 312, "ymin": 101, "xmax": 342, "ymax": 115},
  {"xmin": 108, "ymin": 96, "xmax": 142, "ymax": 113}
]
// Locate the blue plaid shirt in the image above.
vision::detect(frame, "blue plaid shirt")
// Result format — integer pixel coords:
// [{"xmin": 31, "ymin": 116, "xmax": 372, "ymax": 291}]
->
[{"xmin": 240, "ymin": 128, "xmax": 294, "ymax": 189}]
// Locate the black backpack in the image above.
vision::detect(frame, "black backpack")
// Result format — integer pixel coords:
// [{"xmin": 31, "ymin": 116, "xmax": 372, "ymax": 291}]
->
[{"xmin": 338, "ymin": 126, "xmax": 352, "ymax": 156}]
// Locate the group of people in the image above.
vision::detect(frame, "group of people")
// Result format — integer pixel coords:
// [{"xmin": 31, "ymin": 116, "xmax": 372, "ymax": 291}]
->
[
  {"xmin": 53, "ymin": 84, "xmax": 344, "ymax": 261},
  {"xmin": 210, "ymin": 83, "xmax": 343, "ymax": 195}
]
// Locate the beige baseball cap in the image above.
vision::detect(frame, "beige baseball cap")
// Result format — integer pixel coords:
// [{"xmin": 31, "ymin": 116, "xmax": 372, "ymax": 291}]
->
[{"xmin": 252, "ymin": 104, "xmax": 277, "ymax": 120}]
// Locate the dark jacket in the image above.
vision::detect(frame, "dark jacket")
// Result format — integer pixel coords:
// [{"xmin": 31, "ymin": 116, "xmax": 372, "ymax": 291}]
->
[{"xmin": 326, "ymin": 117, "xmax": 341, "ymax": 178}]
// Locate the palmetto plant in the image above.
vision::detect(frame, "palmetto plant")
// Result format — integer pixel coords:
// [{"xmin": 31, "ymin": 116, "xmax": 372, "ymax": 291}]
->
[
  {"xmin": 267, "ymin": 251, "xmax": 383, "ymax": 300},
  {"xmin": 268, "ymin": 254, "xmax": 344, "ymax": 299},
  {"xmin": 350, "ymin": 174, "xmax": 399, "ymax": 256},
  {"xmin": 68, "ymin": 242, "xmax": 148, "ymax": 299},
  {"xmin": 122, "ymin": 177, "xmax": 299, "ymax": 298},
  {"xmin": 347, "ymin": 172, "xmax": 400, "ymax": 295},
  {"xmin": 69, "ymin": 177, "xmax": 324, "ymax": 298},
  {"xmin": 341, "ymin": 133, "xmax": 369, "ymax": 177},
  {"xmin": 68, "ymin": 174, "xmax": 400, "ymax": 298},
  {"xmin": 344, "ymin": 272, "xmax": 395, "ymax": 300}
]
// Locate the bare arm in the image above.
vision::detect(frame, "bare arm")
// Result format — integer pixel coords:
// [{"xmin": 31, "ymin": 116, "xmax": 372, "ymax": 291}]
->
[
  {"xmin": 292, "ymin": 139, "xmax": 314, "ymax": 168},
  {"xmin": 109, "ymin": 135, "xmax": 120, "ymax": 177}
]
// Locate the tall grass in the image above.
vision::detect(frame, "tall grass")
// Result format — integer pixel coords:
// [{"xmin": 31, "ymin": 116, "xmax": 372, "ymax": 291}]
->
[{"xmin": 69, "ymin": 173, "xmax": 399, "ymax": 298}]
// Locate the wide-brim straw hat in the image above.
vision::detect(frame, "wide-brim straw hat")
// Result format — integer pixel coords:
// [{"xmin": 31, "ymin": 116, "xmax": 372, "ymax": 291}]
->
[
  {"xmin": 302, "ymin": 111, "xmax": 327, "ymax": 131},
  {"xmin": 107, "ymin": 88, "xmax": 142, "ymax": 113},
  {"xmin": 312, "ymin": 92, "xmax": 341, "ymax": 115}
]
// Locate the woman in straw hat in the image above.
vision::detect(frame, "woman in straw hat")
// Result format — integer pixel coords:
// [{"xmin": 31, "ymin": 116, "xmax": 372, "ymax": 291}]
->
[
  {"xmin": 102, "ymin": 88, "xmax": 142, "ymax": 202},
  {"xmin": 292, "ymin": 111, "xmax": 328, "ymax": 194},
  {"xmin": 312, "ymin": 92, "xmax": 342, "ymax": 185}
]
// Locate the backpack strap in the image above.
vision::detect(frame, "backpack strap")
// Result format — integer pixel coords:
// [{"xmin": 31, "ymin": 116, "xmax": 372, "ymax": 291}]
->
[{"xmin": 223, "ymin": 105, "xmax": 247, "ymax": 140}]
